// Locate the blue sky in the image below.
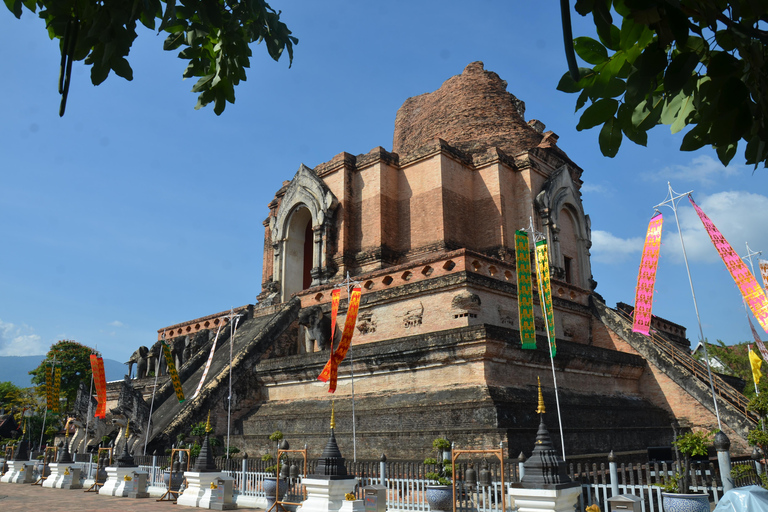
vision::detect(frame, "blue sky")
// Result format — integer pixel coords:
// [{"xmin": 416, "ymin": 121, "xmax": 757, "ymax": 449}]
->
[{"xmin": 2, "ymin": 1, "xmax": 766, "ymax": 365}]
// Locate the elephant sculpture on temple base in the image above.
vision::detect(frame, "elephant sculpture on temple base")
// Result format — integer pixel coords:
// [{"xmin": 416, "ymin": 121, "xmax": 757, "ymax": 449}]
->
[
  {"xmin": 148, "ymin": 340, "xmax": 166, "ymax": 376},
  {"xmin": 297, "ymin": 306, "xmax": 334, "ymax": 353},
  {"xmin": 125, "ymin": 346, "xmax": 149, "ymax": 379}
]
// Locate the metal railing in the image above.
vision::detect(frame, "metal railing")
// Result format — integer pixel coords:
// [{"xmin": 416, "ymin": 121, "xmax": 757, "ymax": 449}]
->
[{"xmin": 614, "ymin": 308, "xmax": 758, "ymax": 423}]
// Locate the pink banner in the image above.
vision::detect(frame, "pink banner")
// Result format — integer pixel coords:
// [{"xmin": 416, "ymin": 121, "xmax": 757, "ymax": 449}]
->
[
  {"xmin": 632, "ymin": 213, "xmax": 663, "ymax": 335},
  {"xmin": 689, "ymin": 196, "xmax": 768, "ymax": 334}
]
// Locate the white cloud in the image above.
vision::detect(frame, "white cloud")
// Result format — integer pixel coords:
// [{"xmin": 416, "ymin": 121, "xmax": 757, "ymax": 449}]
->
[
  {"xmin": 590, "ymin": 230, "xmax": 644, "ymax": 264},
  {"xmin": 660, "ymin": 191, "xmax": 768, "ymax": 264},
  {"xmin": 646, "ymin": 155, "xmax": 743, "ymax": 186},
  {"xmin": 108, "ymin": 320, "xmax": 124, "ymax": 327},
  {"xmin": 581, "ymin": 183, "xmax": 611, "ymax": 195},
  {"xmin": 0, "ymin": 319, "xmax": 46, "ymax": 356}
]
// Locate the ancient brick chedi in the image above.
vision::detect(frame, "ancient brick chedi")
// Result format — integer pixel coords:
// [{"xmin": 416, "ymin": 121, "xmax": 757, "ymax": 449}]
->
[{"xmin": 117, "ymin": 62, "xmax": 755, "ymax": 461}]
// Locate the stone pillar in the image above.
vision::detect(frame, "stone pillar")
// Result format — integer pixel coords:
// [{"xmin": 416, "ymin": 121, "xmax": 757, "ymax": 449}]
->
[
  {"xmin": 714, "ymin": 431, "xmax": 733, "ymax": 493},
  {"xmin": 379, "ymin": 454, "xmax": 386, "ymax": 486},
  {"xmin": 312, "ymin": 225, "xmax": 323, "ymax": 286},
  {"xmin": 752, "ymin": 447, "xmax": 763, "ymax": 476},
  {"xmin": 608, "ymin": 450, "xmax": 619, "ymax": 497}
]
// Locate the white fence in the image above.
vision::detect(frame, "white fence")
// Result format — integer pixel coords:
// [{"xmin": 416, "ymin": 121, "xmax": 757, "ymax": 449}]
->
[{"xmin": 6, "ymin": 457, "xmax": 731, "ymax": 512}]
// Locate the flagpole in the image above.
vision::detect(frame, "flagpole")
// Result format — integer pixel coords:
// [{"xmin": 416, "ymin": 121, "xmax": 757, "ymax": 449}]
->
[
  {"xmin": 654, "ymin": 182, "xmax": 722, "ymax": 430},
  {"xmin": 39, "ymin": 356, "xmax": 53, "ymax": 450},
  {"xmin": 223, "ymin": 308, "xmax": 243, "ymax": 460},
  {"xmin": 144, "ymin": 332, "xmax": 163, "ymax": 455},
  {"xmin": 742, "ymin": 244, "xmax": 765, "ymax": 431},
  {"xmin": 527, "ymin": 217, "xmax": 566, "ymax": 460},
  {"xmin": 342, "ymin": 272, "xmax": 360, "ymax": 462},
  {"xmin": 84, "ymin": 361, "xmax": 94, "ymax": 455}
]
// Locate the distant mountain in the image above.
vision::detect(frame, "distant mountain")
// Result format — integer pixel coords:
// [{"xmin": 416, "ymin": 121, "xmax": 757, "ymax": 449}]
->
[{"xmin": 0, "ymin": 355, "xmax": 126, "ymax": 388}]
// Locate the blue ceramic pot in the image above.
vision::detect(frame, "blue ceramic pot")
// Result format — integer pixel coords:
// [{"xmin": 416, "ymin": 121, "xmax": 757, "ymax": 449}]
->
[
  {"xmin": 426, "ymin": 485, "xmax": 453, "ymax": 512},
  {"xmin": 264, "ymin": 476, "xmax": 278, "ymax": 510},
  {"xmin": 661, "ymin": 492, "xmax": 709, "ymax": 512}
]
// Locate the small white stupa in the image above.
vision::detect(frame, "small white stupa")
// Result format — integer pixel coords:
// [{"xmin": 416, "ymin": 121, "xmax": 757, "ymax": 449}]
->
[
  {"xmin": 296, "ymin": 402, "xmax": 362, "ymax": 512},
  {"xmin": 507, "ymin": 378, "xmax": 581, "ymax": 512},
  {"xmin": 99, "ymin": 420, "xmax": 150, "ymax": 498},
  {"xmin": 176, "ymin": 412, "xmax": 237, "ymax": 510}
]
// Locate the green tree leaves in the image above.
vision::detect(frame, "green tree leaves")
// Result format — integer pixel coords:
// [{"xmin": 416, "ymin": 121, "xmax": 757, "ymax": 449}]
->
[
  {"xmin": 29, "ymin": 340, "xmax": 95, "ymax": 410},
  {"xmin": 5, "ymin": 0, "xmax": 297, "ymax": 115},
  {"xmin": 560, "ymin": 0, "xmax": 768, "ymax": 168}
]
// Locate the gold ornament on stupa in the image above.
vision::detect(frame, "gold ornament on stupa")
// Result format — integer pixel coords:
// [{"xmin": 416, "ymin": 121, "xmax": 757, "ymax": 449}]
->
[
  {"xmin": 330, "ymin": 400, "xmax": 336, "ymax": 430},
  {"xmin": 206, "ymin": 411, "xmax": 213, "ymax": 433},
  {"xmin": 535, "ymin": 376, "xmax": 546, "ymax": 415}
]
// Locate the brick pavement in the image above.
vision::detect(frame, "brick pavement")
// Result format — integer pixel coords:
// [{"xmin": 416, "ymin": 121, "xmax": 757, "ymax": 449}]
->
[{"xmin": 0, "ymin": 481, "xmax": 259, "ymax": 512}]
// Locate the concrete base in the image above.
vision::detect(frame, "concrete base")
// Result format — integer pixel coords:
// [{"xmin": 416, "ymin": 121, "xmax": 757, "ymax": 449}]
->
[
  {"xmin": 296, "ymin": 477, "xmax": 358, "ymax": 512},
  {"xmin": 42, "ymin": 463, "xmax": 82, "ymax": 489},
  {"xmin": 177, "ymin": 471, "xmax": 237, "ymax": 509},
  {"xmin": 508, "ymin": 486, "xmax": 582, "ymax": 512},
  {"xmin": 0, "ymin": 461, "xmax": 35, "ymax": 484},
  {"xmin": 339, "ymin": 500, "xmax": 365, "ymax": 512},
  {"xmin": 99, "ymin": 467, "xmax": 149, "ymax": 497}
]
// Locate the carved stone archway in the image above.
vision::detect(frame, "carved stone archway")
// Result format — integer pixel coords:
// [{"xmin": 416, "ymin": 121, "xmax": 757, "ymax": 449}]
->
[
  {"xmin": 534, "ymin": 166, "xmax": 593, "ymax": 289},
  {"xmin": 270, "ymin": 164, "xmax": 338, "ymax": 302}
]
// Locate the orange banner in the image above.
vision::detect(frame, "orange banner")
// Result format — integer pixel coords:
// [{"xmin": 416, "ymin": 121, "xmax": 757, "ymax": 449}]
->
[
  {"xmin": 330, "ymin": 289, "xmax": 341, "ymax": 344},
  {"xmin": 318, "ymin": 288, "xmax": 362, "ymax": 393},
  {"xmin": 90, "ymin": 355, "xmax": 107, "ymax": 419}
]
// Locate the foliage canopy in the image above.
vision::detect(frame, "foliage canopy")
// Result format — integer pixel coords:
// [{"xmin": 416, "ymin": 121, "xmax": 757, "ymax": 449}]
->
[
  {"xmin": 29, "ymin": 339, "xmax": 94, "ymax": 410},
  {"xmin": 559, "ymin": 0, "xmax": 768, "ymax": 168},
  {"xmin": 4, "ymin": 0, "xmax": 297, "ymax": 115}
]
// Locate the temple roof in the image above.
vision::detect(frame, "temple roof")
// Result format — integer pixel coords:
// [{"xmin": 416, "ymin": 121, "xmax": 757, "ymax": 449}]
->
[{"xmin": 393, "ymin": 62, "xmax": 562, "ymax": 159}]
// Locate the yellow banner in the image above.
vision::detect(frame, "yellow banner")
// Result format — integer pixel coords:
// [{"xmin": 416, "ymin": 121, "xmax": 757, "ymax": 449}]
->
[
  {"xmin": 535, "ymin": 240, "xmax": 556, "ymax": 357},
  {"xmin": 749, "ymin": 346, "xmax": 762, "ymax": 386},
  {"xmin": 52, "ymin": 366, "xmax": 62, "ymax": 415}
]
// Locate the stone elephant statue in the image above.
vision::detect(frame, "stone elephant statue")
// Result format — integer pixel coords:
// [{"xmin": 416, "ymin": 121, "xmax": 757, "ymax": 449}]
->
[
  {"xmin": 148, "ymin": 341, "xmax": 166, "ymax": 376},
  {"xmin": 125, "ymin": 346, "xmax": 149, "ymax": 379},
  {"xmin": 297, "ymin": 306, "xmax": 333, "ymax": 353}
]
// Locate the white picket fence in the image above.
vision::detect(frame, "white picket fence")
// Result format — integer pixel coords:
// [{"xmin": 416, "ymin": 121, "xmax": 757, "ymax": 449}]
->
[{"xmin": 9, "ymin": 457, "xmax": 730, "ymax": 512}]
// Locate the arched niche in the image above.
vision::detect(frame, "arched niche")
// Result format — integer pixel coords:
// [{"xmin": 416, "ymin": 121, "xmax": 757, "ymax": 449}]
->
[
  {"xmin": 534, "ymin": 166, "xmax": 593, "ymax": 290},
  {"xmin": 270, "ymin": 164, "xmax": 338, "ymax": 302}
]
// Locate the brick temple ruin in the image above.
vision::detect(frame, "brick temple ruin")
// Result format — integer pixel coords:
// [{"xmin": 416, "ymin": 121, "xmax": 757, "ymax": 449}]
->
[{"xmin": 99, "ymin": 62, "xmax": 757, "ymax": 460}]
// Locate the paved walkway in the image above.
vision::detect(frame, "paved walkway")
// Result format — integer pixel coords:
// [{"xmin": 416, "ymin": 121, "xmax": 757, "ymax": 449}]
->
[{"xmin": 0, "ymin": 482, "xmax": 259, "ymax": 512}]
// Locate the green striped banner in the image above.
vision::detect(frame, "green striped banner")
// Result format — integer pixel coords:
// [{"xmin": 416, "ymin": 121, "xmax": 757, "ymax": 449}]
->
[{"xmin": 516, "ymin": 230, "xmax": 536, "ymax": 349}]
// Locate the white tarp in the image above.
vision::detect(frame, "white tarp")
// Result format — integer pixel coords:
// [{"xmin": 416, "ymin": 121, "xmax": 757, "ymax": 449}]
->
[{"xmin": 713, "ymin": 485, "xmax": 768, "ymax": 512}]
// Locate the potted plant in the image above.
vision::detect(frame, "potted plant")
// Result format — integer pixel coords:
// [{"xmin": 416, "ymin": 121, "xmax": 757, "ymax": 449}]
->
[
  {"xmin": 424, "ymin": 438, "xmax": 453, "ymax": 512},
  {"xmin": 659, "ymin": 429, "xmax": 713, "ymax": 512},
  {"xmin": 262, "ymin": 430, "xmax": 284, "ymax": 509}
]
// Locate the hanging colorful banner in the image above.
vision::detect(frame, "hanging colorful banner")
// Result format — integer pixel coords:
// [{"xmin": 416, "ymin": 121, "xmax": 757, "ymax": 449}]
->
[
  {"xmin": 192, "ymin": 322, "xmax": 223, "ymax": 399},
  {"xmin": 760, "ymin": 259, "xmax": 768, "ymax": 290},
  {"xmin": 45, "ymin": 363, "xmax": 54, "ymax": 411},
  {"xmin": 330, "ymin": 289, "xmax": 341, "ymax": 345},
  {"xmin": 52, "ymin": 365, "xmax": 62, "ymax": 415},
  {"xmin": 161, "ymin": 340, "xmax": 185, "ymax": 403},
  {"xmin": 90, "ymin": 355, "xmax": 107, "ymax": 419},
  {"xmin": 749, "ymin": 345, "xmax": 763, "ymax": 386},
  {"xmin": 515, "ymin": 230, "xmax": 536, "ymax": 349},
  {"xmin": 748, "ymin": 315, "xmax": 768, "ymax": 362},
  {"xmin": 534, "ymin": 240, "xmax": 556, "ymax": 356},
  {"xmin": 632, "ymin": 213, "xmax": 663, "ymax": 335},
  {"xmin": 689, "ymin": 196, "xmax": 768, "ymax": 333},
  {"xmin": 318, "ymin": 287, "xmax": 362, "ymax": 393}
]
